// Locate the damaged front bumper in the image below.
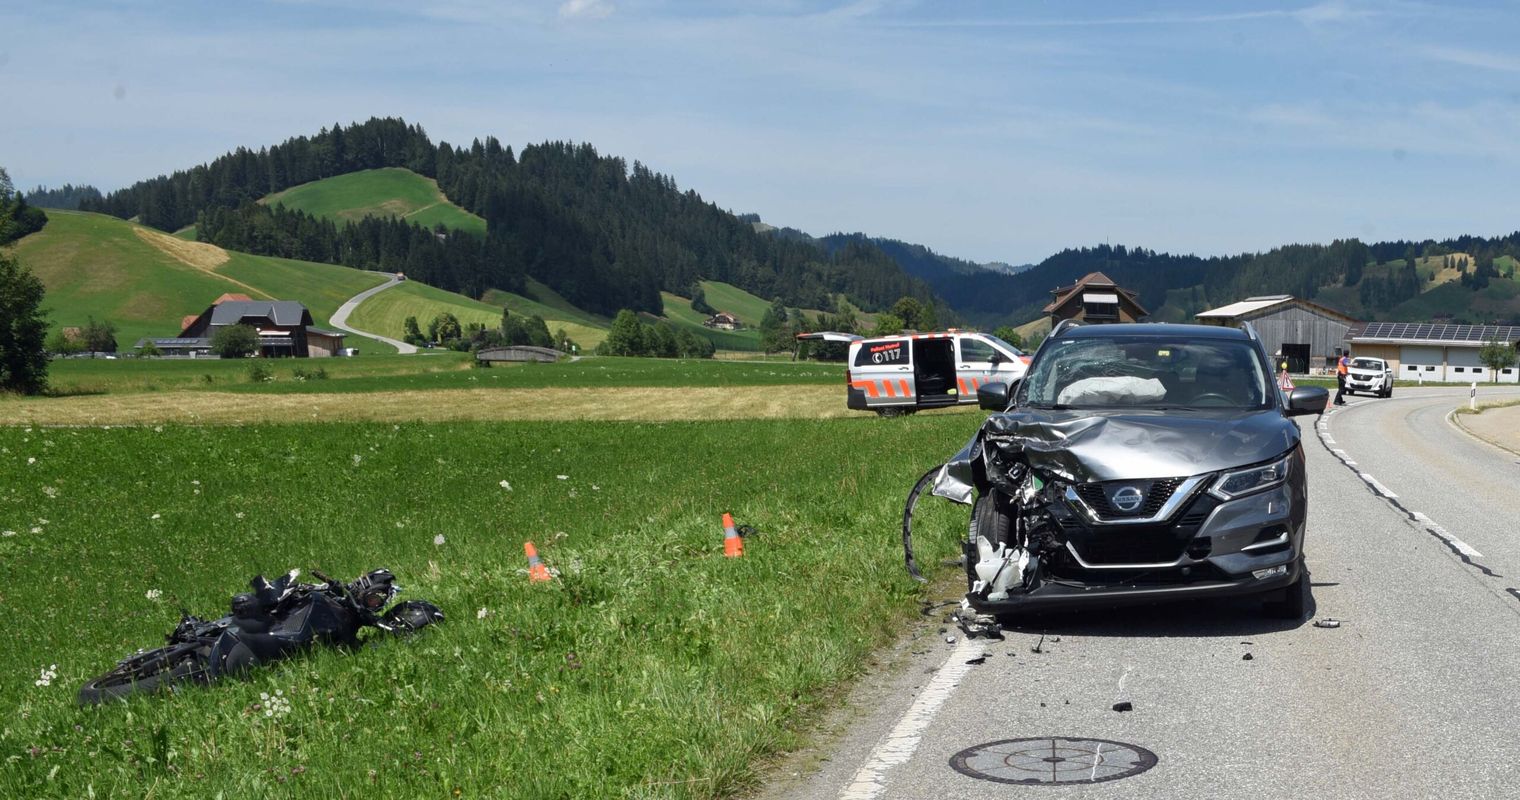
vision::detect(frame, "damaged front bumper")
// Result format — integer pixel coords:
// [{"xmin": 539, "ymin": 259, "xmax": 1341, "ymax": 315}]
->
[
  {"xmin": 967, "ymin": 477, "xmax": 1306, "ymax": 614},
  {"xmin": 965, "ymin": 555, "xmax": 1301, "ymax": 613}
]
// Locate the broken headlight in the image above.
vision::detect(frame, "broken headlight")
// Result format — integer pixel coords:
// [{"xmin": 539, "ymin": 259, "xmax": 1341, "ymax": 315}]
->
[{"xmin": 1208, "ymin": 454, "xmax": 1291, "ymax": 501}]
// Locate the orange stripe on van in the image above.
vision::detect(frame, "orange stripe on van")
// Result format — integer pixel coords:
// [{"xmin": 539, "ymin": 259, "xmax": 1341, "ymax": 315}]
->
[
  {"xmin": 851, "ymin": 380, "xmax": 878, "ymax": 398},
  {"xmin": 898, "ymin": 380, "xmax": 910, "ymax": 396},
  {"xmin": 957, "ymin": 378, "xmax": 969, "ymax": 394},
  {"xmin": 882, "ymin": 380, "xmax": 896, "ymax": 398}
]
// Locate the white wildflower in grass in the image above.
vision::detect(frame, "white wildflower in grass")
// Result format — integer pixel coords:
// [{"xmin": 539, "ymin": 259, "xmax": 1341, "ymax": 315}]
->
[
  {"xmin": 2, "ymin": 530, "xmax": 15, "ymax": 538},
  {"xmin": 191, "ymin": 480, "xmax": 200, "ymax": 486},
  {"xmin": 351, "ymin": 454, "xmax": 362, "ymax": 466},
  {"xmin": 27, "ymin": 457, "xmax": 35, "ymax": 465},
  {"xmin": 556, "ymin": 475, "xmax": 569, "ymax": 481},
  {"xmin": 36, "ymin": 518, "xmax": 48, "ymax": 525},
  {"xmin": 41, "ymin": 486, "xmax": 57, "ymax": 498},
  {"xmin": 258, "ymin": 689, "xmax": 292, "ymax": 718},
  {"xmin": 591, "ymin": 485, "xmax": 600, "ymax": 491},
  {"xmin": 499, "ymin": 480, "xmax": 512, "ymax": 490},
  {"xmin": 235, "ymin": 511, "xmax": 245, "ymax": 520},
  {"xmin": 151, "ymin": 513, "xmax": 161, "ymax": 520},
  {"xmin": 29, "ymin": 526, "xmax": 40, "ymax": 534},
  {"xmin": 35, "ymin": 665, "xmax": 58, "ymax": 688},
  {"xmin": 153, "ymin": 425, "xmax": 164, "ymax": 433},
  {"xmin": 433, "ymin": 534, "xmax": 446, "ymax": 546},
  {"xmin": 476, "ymin": 607, "xmax": 489, "ymax": 620},
  {"xmin": 146, "ymin": 589, "xmax": 162, "ymax": 601}
]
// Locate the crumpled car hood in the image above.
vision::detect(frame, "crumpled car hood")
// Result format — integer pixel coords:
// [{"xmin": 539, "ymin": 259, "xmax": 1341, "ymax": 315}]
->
[{"xmin": 980, "ymin": 407, "xmax": 1300, "ymax": 482}]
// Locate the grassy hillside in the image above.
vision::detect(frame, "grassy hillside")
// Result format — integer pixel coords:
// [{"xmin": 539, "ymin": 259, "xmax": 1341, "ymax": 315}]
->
[
  {"xmin": 352, "ymin": 282, "xmax": 609, "ymax": 349},
  {"xmin": 479, "ymin": 286, "xmax": 609, "ymax": 349},
  {"xmin": 7, "ymin": 210, "xmax": 402, "ymax": 353},
  {"xmin": 658, "ymin": 292, "xmax": 762, "ymax": 350},
  {"xmin": 262, "ymin": 167, "xmax": 487, "ymax": 237}
]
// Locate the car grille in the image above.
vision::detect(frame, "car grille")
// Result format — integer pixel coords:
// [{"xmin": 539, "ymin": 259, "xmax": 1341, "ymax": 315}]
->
[
  {"xmin": 1072, "ymin": 478, "xmax": 1185, "ymax": 519},
  {"xmin": 1059, "ymin": 492, "xmax": 1220, "ymax": 566}
]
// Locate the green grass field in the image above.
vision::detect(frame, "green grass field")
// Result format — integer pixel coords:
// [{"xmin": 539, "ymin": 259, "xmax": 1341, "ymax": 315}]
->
[
  {"xmin": 0, "ymin": 416, "xmax": 971, "ymax": 799},
  {"xmin": 7, "ymin": 211, "xmax": 399, "ymax": 354},
  {"xmin": 263, "ymin": 168, "xmax": 487, "ymax": 238},
  {"xmin": 31, "ymin": 354, "xmax": 843, "ymax": 397}
]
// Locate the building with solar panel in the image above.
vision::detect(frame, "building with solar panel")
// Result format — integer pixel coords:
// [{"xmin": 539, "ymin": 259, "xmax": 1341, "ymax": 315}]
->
[
  {"xmin": 1195, "ymin": 295, "xmax": 1358, "ymax": 374},
  {"xmin": 1348, "ymin": 323, "xmax": 1520, "ymax": 383}
]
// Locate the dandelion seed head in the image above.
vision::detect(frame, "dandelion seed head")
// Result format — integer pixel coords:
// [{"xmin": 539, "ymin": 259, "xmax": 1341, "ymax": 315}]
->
[{"xmin": 433, "ymin": 534, "xmax": 446, "ymax": 546}]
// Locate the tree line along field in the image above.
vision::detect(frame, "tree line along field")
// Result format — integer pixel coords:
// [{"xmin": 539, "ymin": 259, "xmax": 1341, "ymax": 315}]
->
[{"xmin": 0, "ymin": 414, "xmax": 973, "ymax": 799}]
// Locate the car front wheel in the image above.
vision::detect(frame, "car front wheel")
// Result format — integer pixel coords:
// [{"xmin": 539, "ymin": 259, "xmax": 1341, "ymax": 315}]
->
[{"xmin": 1262, "ymin": 559, "xmax": 1308, "ymax": 620}]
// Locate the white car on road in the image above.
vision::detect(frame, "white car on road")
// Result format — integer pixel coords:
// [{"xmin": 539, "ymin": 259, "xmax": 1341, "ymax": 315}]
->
[{"xmin": 1345, "ymin": 356, "xmax": 1393, "ymax": 398}]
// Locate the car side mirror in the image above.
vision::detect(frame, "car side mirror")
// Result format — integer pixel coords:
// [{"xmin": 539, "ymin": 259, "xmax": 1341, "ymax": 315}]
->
[
  {"xmin": 1285, "ymin": 386, "xmax": 1329, "ymax": 417},
  {"xmin": 978, "ymin": 381, "xmax": 1014, "ymax": 411}
]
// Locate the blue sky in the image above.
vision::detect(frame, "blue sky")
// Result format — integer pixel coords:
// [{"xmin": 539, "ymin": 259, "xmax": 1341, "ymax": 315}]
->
[{"xmin": 3, "ymin": 1, "xmax": 1518, "ymax": 264}]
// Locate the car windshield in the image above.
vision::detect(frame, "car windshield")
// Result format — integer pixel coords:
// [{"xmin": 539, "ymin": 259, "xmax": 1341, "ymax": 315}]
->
[
  {"xmin": 1351, "ymin": 358, "xmax": 1383, "ymax": 370},
  {"xmin": 1021, "ymin": 336, "xmax": 1272, "ymax": 410}
]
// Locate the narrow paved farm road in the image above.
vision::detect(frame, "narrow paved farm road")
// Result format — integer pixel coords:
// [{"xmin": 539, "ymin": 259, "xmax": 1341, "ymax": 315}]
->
[
  {"xmin": 764, "ymin": 386, "xmax": 1520, "ymax": 800},
  {"xmin": 330, "ymin": 274, "xmax": 417, "ymax": 354}
]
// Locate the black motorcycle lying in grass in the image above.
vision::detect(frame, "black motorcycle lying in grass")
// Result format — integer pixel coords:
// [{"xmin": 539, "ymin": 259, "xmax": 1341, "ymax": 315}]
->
[{"xmin": 79, "ymin": 568, "xmax": 443, "ymax": 705}]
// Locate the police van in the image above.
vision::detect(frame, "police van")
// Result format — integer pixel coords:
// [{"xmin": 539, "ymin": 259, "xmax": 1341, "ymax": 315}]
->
[{"xmin": 799, "ymin": 330, "xmax": 1031, "ymax": 416}]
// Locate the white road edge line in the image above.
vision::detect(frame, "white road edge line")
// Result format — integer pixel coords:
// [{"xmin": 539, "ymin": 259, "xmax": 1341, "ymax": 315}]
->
[
  {"xmin": 1410, "ymin": 512, "xmax": 1484, "ymax": 558},
  {"xmin": 1325, "ymin": 403, "xmax": 1484, "ymax": 560},
  {"xmin": 1358, "ymin": 472, "xmax": 1398, "ymax": 498},
  {"xmin": 839, "ymin": 636, "xmax": 982, "ymax": 800}
]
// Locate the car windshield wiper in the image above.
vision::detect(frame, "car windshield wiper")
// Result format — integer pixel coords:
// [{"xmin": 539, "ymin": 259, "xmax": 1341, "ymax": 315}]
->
[{"xmin": 1029, "ymin": 403, "xmax": 1072, "ymax": 410}]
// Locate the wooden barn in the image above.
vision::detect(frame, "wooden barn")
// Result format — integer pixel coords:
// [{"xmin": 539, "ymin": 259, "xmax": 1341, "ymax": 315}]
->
[{"xmin": 1195, "ymin": 295, "xmax": 1358, "ymax": 373}]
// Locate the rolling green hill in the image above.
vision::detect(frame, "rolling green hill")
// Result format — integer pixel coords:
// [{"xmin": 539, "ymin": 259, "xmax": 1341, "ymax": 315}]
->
[
  {"xmin": 8, "ymin": 210, "xmax": 405, "ymax": 353},
  {"xmin": 262, "ymin": 167, "xmax": 486, "ymax": 237},
  {"xmin": 351, "ymin": 282, "xmax": 607, "ymax": 350}
]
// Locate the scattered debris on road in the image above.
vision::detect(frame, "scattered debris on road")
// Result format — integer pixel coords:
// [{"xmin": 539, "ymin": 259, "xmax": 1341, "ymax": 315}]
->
[
  {"xmin": 1313, "ymin": 618, "xmax": 1343, "ymax": 629},
  {"xmin": 1242, "ymin": 653, "xmax": 1254, "ymax": 661},
  {"xmin": 1112, "ymin": 701, "xmax": 1133, "ymax": 712},
  {"xmin": 1031, "ymin": 634, "xmax": 1046, "ymax": 654},
  {"xmin": 966, "ymin": 654, "xmax": 987, "ymax": 665}
]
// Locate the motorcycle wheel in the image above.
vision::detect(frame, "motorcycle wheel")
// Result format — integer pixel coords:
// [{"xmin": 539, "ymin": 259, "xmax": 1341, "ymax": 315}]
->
[{"xmin": 77, "ymin": 646, "xmax": 207, "ymax": 705}]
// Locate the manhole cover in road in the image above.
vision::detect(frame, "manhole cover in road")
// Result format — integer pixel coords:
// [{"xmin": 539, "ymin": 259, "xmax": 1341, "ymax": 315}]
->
[{"xmin": 949, "ymin": 737, "xmax": 1157, "ymax": 785}]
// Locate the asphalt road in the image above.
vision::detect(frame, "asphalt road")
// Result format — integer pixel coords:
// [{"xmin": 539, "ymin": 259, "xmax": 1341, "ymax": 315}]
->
[
  {"xmin": 764, "ymin": 386, "xmax": 1520, "ymax": 800},
  {"xmin": 330, "ymin": 274, "xmax": 417, "ymax": 354}
]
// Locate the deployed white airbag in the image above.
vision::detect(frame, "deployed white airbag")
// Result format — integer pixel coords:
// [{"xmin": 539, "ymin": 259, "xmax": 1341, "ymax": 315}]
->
[{"xmin": 1057, "ymin": 376, "xmax": 1166, "ymax": 406}]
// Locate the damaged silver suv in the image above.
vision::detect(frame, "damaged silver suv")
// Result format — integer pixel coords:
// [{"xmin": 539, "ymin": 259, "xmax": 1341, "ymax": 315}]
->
[{"xmin": 934, "ymin": 321, "xmax": 1328, "ymax": 618}]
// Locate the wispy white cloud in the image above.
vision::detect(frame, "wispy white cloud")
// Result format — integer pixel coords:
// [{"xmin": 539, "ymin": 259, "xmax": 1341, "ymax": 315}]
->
[
  {"xmin": 881, "ymin": 1, "xmax": 1392, "ymax": 30},
  {"xmin": 559, "ymin": 0, "xmax": 614, "ymax": 21},
  {"xmin": 1417, "ymin": 44, "xmax": 1520, "ymax": 74}
]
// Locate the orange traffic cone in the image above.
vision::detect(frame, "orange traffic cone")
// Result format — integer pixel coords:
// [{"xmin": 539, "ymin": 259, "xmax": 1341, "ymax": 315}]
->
[
  {"xmin": 524, "ymin": 541, "xmax": 553, "ymax": 582},
  {"xmin": 722, "ymin": 513, "xmax": 744, "ymax": 558}
]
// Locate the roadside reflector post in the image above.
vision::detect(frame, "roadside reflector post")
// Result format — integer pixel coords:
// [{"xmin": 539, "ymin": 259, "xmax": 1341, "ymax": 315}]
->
[{"xmin": 1471, "ymin": 381, "xmax": 1477, "ymax": 411}]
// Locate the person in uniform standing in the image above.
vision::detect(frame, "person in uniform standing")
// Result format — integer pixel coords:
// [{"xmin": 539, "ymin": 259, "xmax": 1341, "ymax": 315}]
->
[{"xmin": 1334, "ymin": 353, "xmax": 1349, "ymax": 405}]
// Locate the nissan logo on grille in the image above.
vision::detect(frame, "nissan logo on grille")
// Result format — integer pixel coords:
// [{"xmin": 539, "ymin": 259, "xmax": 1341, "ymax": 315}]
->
[{"xmin": 1110, "ymin": 486, "xmax": 1144, "ymax": 513}]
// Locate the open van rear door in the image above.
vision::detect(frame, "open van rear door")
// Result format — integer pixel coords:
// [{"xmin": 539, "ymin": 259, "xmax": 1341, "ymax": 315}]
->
[{"xmin": 795, "ymin": 331, "xmax": 864, "ymax": 343}]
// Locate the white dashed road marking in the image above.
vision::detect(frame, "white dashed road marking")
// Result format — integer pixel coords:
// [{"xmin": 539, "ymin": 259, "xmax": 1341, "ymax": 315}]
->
[
  {"xmin": 1410, "ymin": 512, "xmax": 1484, "ymax": 559},
  {"xmin": 1321, "ymin": 403, "xmax": 1487, "ymax": 564},
  {"xmin": 839, "ymin": 636, "xmax": 983, "ymax": 800}
]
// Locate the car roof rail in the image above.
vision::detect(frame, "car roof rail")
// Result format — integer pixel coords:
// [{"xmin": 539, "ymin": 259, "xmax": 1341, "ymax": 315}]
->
[{"xmin": 1051, "ymin": 319, "xmax": 1084, "ymax": 337}]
